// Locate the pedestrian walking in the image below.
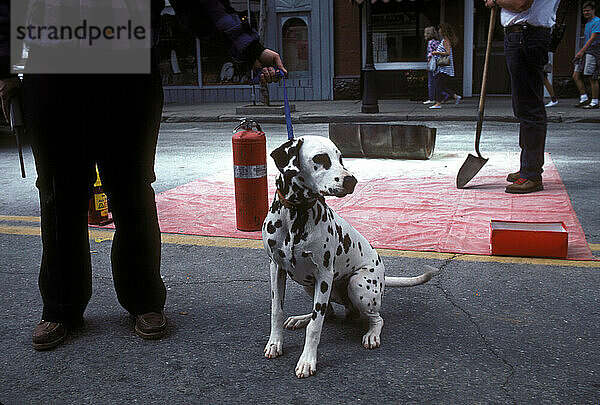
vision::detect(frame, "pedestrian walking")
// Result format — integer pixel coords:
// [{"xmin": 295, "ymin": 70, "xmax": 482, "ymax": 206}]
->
[
  {"xmin": 484, "ymin": 0, "xmax": 560, "ymax": 194},
  {"xmin": 0, "ymin": 0, "xmax": 286, "ymax": 351},
  {"xmin": 429, "ymin": 22, "xmax": 462, "ymax": 109},
  {"xmin": 572, "ymin": 1, "xmax": 600, "ymax": 109},
  {"xmin": 544, "ymin": 61, "xmax": 559, "ymax": 107},
  {"xmin": 423, "ymin": 26, "xmax": 445, "ymax": 105}
]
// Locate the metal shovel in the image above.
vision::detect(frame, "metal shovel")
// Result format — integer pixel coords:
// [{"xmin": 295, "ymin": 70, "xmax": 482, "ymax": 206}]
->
[{"xmin": 456, "ymin": 6, "xmax": 497, "ymax": 189}]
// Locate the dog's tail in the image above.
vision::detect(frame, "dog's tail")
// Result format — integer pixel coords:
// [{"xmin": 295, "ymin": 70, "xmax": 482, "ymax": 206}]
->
[{"xmin": 384, "ymin": 265, "xmax": 439, "ymax": 287}]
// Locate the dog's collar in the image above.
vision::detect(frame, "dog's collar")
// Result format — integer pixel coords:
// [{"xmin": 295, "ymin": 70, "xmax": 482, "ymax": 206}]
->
[{"xmin": 276, "ymin": 188, "xmax": 323, "ymax": 210}]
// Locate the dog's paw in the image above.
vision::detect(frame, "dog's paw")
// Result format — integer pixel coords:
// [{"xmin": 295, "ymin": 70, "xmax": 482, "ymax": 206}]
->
[
  {"xmin": 284, "ymin": 314, "xmax": 312, "ymax": 330},
  {"xmin": 295, "ymin": 353, "xmax": 317, "ymax": 378},
  {"xmin": 362, "ymin": 331, "xmax": 381, "ymax": 349},
  {"xmin": 264, "ymin": 339, "xmax": 283, "ymax": 358}
]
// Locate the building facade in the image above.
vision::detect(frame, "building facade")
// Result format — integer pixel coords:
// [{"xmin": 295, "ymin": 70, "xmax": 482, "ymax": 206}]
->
[{"xmin": 163, "ymin": 0, "xmax": 584, "ymax": 103}]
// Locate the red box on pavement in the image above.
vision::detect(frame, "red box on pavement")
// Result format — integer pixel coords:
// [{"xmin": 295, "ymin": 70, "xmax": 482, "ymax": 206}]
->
[{"xmin": 490, "ymin": 220, "xmax": 568, "ymax": 259}]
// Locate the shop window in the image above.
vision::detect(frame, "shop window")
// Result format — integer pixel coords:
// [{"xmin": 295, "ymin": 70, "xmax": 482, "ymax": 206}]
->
[
  {"xmin": 371, "ymin": 0, "xmax": 441, "ymax": 63},
  {"xmin": 282, "ymin": 17, "xmax": 309, "ymax": 78},
  {"xmin": 158, "ymin": 12, "xmax": 199, "ymax": 86}
]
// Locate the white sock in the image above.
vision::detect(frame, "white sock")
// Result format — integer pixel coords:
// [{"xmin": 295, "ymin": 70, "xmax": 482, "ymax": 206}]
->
[
  {"xmin": 581, "ymin": 94, "xmax": 589, "ymax": 102},
  {"xmin": 591, "ymin": 99, "xmax": 599, "ymax": 105}
]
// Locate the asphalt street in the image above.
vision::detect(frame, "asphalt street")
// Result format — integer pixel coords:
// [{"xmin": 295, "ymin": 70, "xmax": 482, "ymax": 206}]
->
[{"xmin": 0, "ymin": 119, "xmax": 599, "ymax": 404}]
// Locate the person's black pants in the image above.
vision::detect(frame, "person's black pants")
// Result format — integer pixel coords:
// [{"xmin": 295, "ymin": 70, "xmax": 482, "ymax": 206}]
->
[
  {"xmin": 23, "ymin": 70, "xmax": 166, "ymax": 323},
  {"xmin": 504, "ymin": 28, "xmax": 550, "ymax": 181}
]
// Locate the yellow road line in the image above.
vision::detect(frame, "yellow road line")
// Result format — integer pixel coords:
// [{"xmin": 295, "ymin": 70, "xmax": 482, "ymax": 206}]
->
[
  {"xmin": 1, "ymin": 223, "xmax": 598, "ymax": 268},
  {"xmin": 0, "ymin": 215, "xmax": 40, "ymax": 222}
]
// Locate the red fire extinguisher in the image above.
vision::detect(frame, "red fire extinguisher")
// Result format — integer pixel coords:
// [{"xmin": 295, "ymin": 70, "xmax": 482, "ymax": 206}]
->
[
  {"xmin": 232, "ymin": 118, "xmax": 268, "ymax": 231},
  {"xmin": 88, "ymin": 165, "xmax": 113, "ymax": 226}
]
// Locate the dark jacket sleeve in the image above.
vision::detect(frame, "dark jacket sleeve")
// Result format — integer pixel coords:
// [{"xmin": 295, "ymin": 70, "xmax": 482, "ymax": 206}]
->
[
  {"xmin": 168, "ymin": 0, "xmax": 264, "ymax": 70},
  {"xmin": 0, "ymin": 0, "xmax": 11, "ymax": 78}
]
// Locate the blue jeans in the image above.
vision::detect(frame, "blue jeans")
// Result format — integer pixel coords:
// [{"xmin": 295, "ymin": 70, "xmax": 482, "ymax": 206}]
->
[
  {"xmin": 428, "ymin": 70, "xmax": 449, "ymax": 101},
  {"xmin": 434, "ymin": 72, "xmax": 455, "ymax": 103},
  {"xmin": 504, "ymin": 28, "xmax": 551, "ymax": 181}
]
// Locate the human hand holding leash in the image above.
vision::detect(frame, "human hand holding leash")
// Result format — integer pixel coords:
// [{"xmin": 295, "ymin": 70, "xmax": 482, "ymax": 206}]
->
[{"xmin": 254, "ymin": 48, "xmax": 287, "ymax": 85}]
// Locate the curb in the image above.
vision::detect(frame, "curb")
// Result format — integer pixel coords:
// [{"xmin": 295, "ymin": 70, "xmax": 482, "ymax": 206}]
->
[{"xmin": 161, "ymin": 114, "xmax": 585, "ymax": 124}]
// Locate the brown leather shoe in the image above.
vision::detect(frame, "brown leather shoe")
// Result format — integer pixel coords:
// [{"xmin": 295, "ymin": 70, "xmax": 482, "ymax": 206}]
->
[
  {"xmin": 32, "ymin": 321, "xmax": 68, "ymax": 351},
  {"xmin": 505, "ymin": 178, "xmax": 543, "ymax": 194},
  {"xmin": 506, "ymin": 171, "xmax": 520, "ymax": 183},
  {"xmin": 135, "ymin": 311, "xmax": 167, "ymax": 340}
]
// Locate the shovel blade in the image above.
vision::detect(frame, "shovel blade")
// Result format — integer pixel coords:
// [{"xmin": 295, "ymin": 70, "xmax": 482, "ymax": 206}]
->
[{"xmin": 456, "ymin": 154, "xmax": 489, "ymax": 188}]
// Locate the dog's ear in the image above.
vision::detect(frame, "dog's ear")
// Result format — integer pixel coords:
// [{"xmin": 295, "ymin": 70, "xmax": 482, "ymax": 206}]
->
[{"xmin": 271, "ymin": 138, "xmax": 303, "ymax": 174}]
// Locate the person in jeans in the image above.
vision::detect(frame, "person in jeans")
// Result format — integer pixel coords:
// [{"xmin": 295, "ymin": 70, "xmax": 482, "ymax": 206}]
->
[
  {"xmin": 0, "ymin": 0, "xmax": 286, "ymax": 350},
  {"xmin": 572, "ymin": 1, "xmax": 600, "ymax": 109},
  {"xmin": 429, "ymin": 23, "xmax": 462, "ymax": 109},
  {"xmin": 484, "ymin": 0, "xmax": 560, "ymax": 194},
  {"xmin": 423, "ymin": 26, "xmax": 441, "ymax": 105}
]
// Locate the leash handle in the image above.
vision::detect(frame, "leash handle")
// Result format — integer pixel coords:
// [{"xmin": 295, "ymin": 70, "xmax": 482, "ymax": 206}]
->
[
  {"xmin": 250, "ymin": 69, "xmax": 293, "ymax": 140},
  {"xmin": 9, "ymin": 96, "xmax": 26, "ymax": 178}
]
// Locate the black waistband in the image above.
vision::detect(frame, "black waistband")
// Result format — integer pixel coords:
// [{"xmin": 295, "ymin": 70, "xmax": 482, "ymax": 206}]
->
[{"xmin": 504, "ymin": 24, "xmax": 551, "ymax": 34}]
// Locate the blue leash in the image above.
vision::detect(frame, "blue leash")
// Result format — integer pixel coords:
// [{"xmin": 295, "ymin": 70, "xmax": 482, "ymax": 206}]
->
[{"xmin": 251, "ymin": 70, "xmax": 293, "ymax": 140}]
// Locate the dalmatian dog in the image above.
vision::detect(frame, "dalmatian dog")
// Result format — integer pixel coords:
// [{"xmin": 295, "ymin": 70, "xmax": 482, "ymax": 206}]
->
[{"xmin": 262, "ymin": 136, "xmax": 439, "ymax": 378}]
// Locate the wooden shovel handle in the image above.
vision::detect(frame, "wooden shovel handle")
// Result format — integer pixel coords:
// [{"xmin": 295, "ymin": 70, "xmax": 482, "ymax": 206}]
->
[{"xmin": 478, "ymin": 6, "xmax": 497, "ymax": 113}]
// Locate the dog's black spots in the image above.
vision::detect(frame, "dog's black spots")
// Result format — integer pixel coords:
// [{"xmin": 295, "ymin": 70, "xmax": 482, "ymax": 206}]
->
[
  {"xmin": 301, "ymin": 252, "xmax": 310, "ymax": 257},
  {"xmin": 320, "ymin": 303, "xmax": 327, "ymax": 316},
  {"xmin": 275, "ymin": 220, "xmax": 282, "ymax": 228},
  {"xmin": 367, "ymin": 303, "xmax": 370, "ymax": 307},
  {"xmin": 360, "ymin": 296, "xmax": 363, "ymax": 300},
  {"xmin": 334, "ymin": 271, "xmax": 339, "ymax": 278},
  {"xmin": 266, "ymin": 221, "xmax": 276, "ymax": 234},
  {"xmin": 369, "ymin": 268, "xmax": 374, "ymax": 273},
  {"xmin": 281, "ymin": 300, "xmax": 284, "ymax": 310},
  {"xmin": 321, "ymin": 281, "xmax": 329, "ymax": 293},
  {"xmin": 366, "ymin": 285, "xmax": 370, "ymax": 290},
  {"xmin": 313, "ymin": 166, "xmax": 318, "ymax": 170},
  {"xmin": 312, "ymin": 311, "xmax": 317, "ymax": 320},
  {"xmin": 346, "ymin": 258, "xmax": 350, "ymax": 263},
  {"xmin": 336, "ymin": 245, "xmax": 342, "ymax": 256},
  {"xmin": 284, "ymin": 233, "xmax": 291, "ymax": 245},
  {"xmin": 358, "ymin": 284, "xmax": 363, "ymax": 287},
  {"xmin": 268, "ymin": 239, "xmax": 276, "ymax": 249},
  {"xmin": 322, "ymin": 211, "xmax": 328, "ymax": 223},
  {"xmin": 271, "ymin": 291, "xmax": 274, "ymax": 299},
  {"xmin": 270, "ymin": 196, "xmax": 282, "ymax": 214},
  {"xmin": 290, "ymin": 256, "xmax": 296, "ymax": 266},
  {"xmin": 315, "ymin": 302, "xmax": 322, "ymax": 311},
  {"xmin": 323, "ymin": 251, "xmax": 331, "ymax": 267},
  {"xmin": 327, "ymin": 226, "xmax": 333, "ymax": 235},
  {"xmin": 314, "ymin": 204, "xmax": 323, "ymax": 225},
  {"xmin": 323, "ymin": 244, "xmax": 327, "ymax": 249},
  {"xmin": 326, "ymin": 237, "xmax": 329, "ymax": 242},
  {"xmin": 299, "ymin": 176, "xmax": 305, "ymax": 182},
  {"xmin": 334, "ymin": 177, "xmax": 339, "ymax": 182},
  {"xmin": 358, "ymin": 242, "xmax": 362, "ymax": 252},
  {"xmin": 343, "ymin": 234, "xmax": 352, "ymax": 253},
  {"xmin": 277, "ymin": 249, "xmax": 285, "ymax": 258},
  {"xmin": 333, "ymin": 257, "xmax": 336, "ymax": 266},
  {"xmin": 312, "ymin": 153, "xmax": 332, "ymax": 170}
]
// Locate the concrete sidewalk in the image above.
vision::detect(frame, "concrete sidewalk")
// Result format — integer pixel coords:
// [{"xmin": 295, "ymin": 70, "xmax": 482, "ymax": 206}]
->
[{"xmin": 162, "ymin": 97, "xmax": 600, "ymax": 124}]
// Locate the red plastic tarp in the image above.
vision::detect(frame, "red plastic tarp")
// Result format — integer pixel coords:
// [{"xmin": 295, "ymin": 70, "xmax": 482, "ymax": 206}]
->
[{"xmin": 110, "ymin": 152, "xmax": 594, "ymax": 260}]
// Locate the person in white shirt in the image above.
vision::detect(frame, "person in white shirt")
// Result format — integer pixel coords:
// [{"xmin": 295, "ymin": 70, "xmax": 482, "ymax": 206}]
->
[{"xmin": 484, "ymin": 0, "xmax": 560, "ymax": 194}]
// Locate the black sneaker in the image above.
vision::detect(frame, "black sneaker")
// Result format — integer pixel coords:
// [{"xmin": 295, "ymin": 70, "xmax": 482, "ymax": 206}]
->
[
  {"xmin": 582, "ymin": 103, "xmax": 599, "ymax": 109},
  {"xmin": 574, "ymin": 99, "xmax": 590, "ymax": 108}
]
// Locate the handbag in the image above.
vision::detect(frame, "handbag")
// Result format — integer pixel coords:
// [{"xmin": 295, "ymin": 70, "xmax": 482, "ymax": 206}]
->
[
  {"xmin": 437, "ymin": 55, "xmax": 451, "ymax": 66},
  {"xmin": 427, "ymin": 57, "xmax": 437, "ymax": 72}
]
